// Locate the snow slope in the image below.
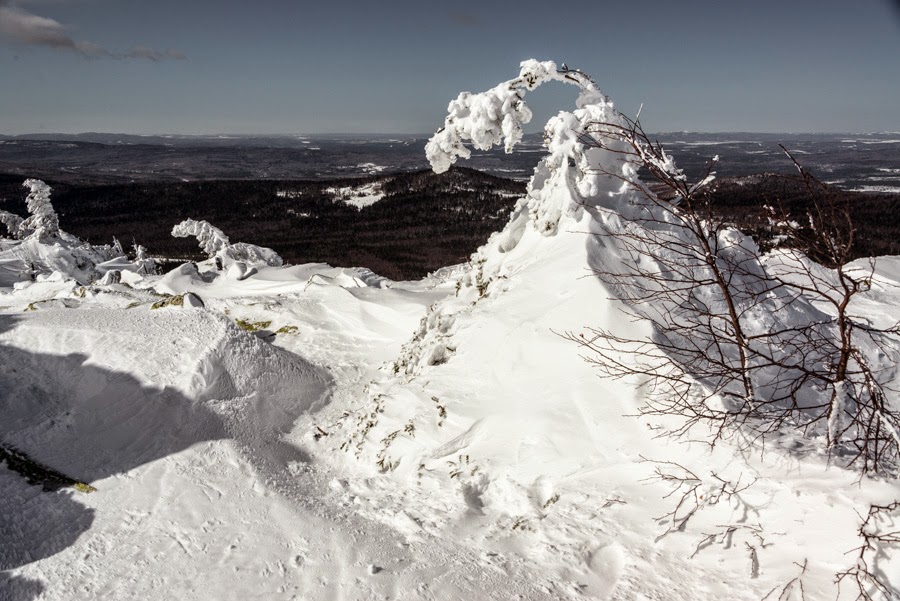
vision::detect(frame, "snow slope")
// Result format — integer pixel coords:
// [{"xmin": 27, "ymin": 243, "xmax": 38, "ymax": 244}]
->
[
  {"xmin": 1, "ymin": 273, "xmax": 560, "ymax": 600},
  {"xmin": 2, "ymin": 59, "xmax": 900, "ymax": 600}
]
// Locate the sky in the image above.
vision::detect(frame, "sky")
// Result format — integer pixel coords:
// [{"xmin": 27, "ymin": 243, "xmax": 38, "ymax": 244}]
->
[{"xmin": 1, "ymin": 0, "xmax": 899, "ymax": 135}]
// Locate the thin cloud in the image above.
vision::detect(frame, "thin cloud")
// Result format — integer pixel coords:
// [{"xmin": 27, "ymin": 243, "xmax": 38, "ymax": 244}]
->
[
  {"xmin": 0, "ymin": 1, "xmax": 186, "ymax": 61},
  {"xmin": 449, "ymin": 12, "xmax": 478, "ymax": 27},
  {"xmin": 124, "ymin": 45, "xmax": 186, "ymax": 62}
]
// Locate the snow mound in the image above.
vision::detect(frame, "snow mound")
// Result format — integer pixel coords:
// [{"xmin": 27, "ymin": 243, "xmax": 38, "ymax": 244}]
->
[
  {"xmin": 0, "ymin": 308, "xmax": 328, "ymax": 484},
  {"xmin": 2, "ymin": 61, "xmax": 899, "ymax": 601}
]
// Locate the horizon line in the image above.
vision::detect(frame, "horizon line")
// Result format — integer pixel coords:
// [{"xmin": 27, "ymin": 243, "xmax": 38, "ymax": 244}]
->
[{"xmin": 3, "ymin": 131, "xmax": 900, "ymax": 139}]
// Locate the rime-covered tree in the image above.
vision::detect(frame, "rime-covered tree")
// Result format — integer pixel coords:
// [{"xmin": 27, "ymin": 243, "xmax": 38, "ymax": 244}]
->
[
  {"xmin": 0, "ymin": 178, "xmax": 139, "ymax": 284},
  {"xmin": 171, "ymin": 218, "xmax": 283, "ymax": 268},
  {"xmin": 18, "ymin": 179, "xmax": 60, "ymax": 241}
]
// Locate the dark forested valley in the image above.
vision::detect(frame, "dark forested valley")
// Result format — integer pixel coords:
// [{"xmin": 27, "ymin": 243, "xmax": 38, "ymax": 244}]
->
[
  {"xmin": 1, "ymin": 163, "xmax": 899, "ymax": 280},
  {"xmin": 0, "ymin": 167, "xmax": 525, "ymax": 280}
]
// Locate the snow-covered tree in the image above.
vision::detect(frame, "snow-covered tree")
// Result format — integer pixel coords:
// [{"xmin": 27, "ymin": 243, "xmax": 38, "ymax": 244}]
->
[
  {"xmin": 131, "ymin": 243, "xmax": 158, "ymax": 275},
  {"xmin": 18, "ymin": 179, "xmax": 60, "ymax": 241},
  {"xmin": 171, "ymin": 218, "xmax": 283, "ymax": 268},
  {"xmin": 427, "ymin": 60, "xmax": 634, "ymax": 235},
  {"xmin": 0, "ymin": 178, "xmax": 142, "ymax": 284},
  {"xmin": 0, "ymin": 180, "xmax": 61, "ymax": 241},
  {"xmin": 172, "ymin": 219, "xmax": 231, "ymax": 257}
]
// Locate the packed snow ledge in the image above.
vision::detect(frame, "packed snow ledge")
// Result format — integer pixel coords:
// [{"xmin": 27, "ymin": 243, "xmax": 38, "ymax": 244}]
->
[{"xmin": 2, "ymin": 60, "xmax": 899, "ymax": 600}]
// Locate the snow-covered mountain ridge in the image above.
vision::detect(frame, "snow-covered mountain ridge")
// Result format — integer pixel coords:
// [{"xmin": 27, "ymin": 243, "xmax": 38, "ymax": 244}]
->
[{"xmin": 2, "ymin": 60, "xmax": 899, "ymax": 600}]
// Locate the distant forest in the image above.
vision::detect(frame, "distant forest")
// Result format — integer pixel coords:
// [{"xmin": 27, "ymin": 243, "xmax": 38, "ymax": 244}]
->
[
  {"xmin": 0, "ymin": 167, "xmax": 524, "ymax": 280},
  {"xmin": 0, "ymin": 167, "xmax": 898, "ymax": 280},
  {"xmin": 706, "ymin": 175, "xmax": 900, "ymax": 258}
]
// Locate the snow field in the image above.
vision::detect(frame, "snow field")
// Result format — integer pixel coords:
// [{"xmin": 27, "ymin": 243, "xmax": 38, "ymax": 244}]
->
[{"xmin": 0, "ymin": 272, "xmax": 556, "ymax": 600}]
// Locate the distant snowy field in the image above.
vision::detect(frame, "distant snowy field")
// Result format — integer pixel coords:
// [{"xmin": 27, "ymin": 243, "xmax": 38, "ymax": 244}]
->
[{"xmin": 2, "ymin": 61, "xmax": 900, "ymax": 601}]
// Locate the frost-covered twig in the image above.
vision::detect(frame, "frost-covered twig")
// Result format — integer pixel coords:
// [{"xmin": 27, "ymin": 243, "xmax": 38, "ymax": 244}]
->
[
  {"xmin": 763, "ymin": 154, "xmax": 900, "ymax": 474},
  {"xmin": 565, "ymin": 110, "xmax": 900, "ymax": 474}
]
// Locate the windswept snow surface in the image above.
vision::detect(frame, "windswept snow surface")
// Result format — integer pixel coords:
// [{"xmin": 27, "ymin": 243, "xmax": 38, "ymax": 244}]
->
[
  {"xmin": 0, "ymin": 268, "xmax": 552, "ymax": 600},
  {"xmin": 3, "ymin": 60, "xmax": 900, "ymax": 600}
]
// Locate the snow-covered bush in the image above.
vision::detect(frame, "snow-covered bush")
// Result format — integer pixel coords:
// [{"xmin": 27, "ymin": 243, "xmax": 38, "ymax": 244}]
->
[{"xmin": 171, "ymin": 218, "xmax": 283, "ymax": 268}]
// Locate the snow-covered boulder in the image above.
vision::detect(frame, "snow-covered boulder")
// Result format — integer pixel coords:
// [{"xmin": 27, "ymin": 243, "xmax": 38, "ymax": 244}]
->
[
  {"xmin": 154, "ymin": 262, "xmax": 218, "ymax": 296},
  {"xmin": 183, "ymin": 292, "xmax": 205, "ymax": 308},
  {"xmin": 96, "ymin": 269, "xmax": 122, "ymax": 286}
]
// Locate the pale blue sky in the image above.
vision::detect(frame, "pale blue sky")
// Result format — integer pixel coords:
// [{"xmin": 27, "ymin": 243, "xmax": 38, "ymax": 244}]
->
[{"xmin": 1, "ymin": 0, "xmax": 899, "ymax": 134}]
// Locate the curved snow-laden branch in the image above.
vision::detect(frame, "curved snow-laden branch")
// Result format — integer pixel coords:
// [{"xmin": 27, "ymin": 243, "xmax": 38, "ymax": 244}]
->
[
  {"xmin": 172, "ymin": 219, "xmax": 230, "ymax": 258},
  {"xmin": 0, "ymin": 210, "xmax": 24, "ymax": 238},
  {"xmin": 426, "ymin": 60, "xmax": 649, "ymax": 236},
  {"xmin": 426, "ymin": 60, "xmax": 606, "ymax": 174},
  {"xmin": 171, "ymin": 218, "xmax": 283, "ymax": 268},
  {"xmin": 18, "ymin": 179, "xmax": 60, "ymax": 241}
]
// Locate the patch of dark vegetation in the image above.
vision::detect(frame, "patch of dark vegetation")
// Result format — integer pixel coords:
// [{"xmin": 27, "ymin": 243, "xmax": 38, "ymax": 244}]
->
[{"xmin": 0, "ymin": 443, "xmax": 95, "ymax": 493}]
